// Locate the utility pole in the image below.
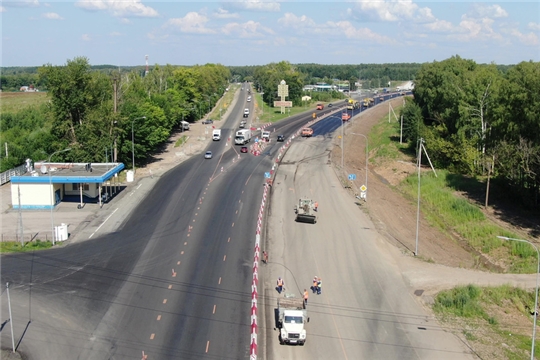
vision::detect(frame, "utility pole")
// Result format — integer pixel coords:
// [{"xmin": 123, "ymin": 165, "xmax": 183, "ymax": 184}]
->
[{"xmin": 113, "ymin": 76, "xmax": 118, "ymax": 162}]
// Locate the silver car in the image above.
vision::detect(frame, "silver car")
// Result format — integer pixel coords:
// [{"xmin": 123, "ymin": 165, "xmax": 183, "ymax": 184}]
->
[{"xmin": 204, "ymin": 151, "xmax": 213, "ymax": 159}]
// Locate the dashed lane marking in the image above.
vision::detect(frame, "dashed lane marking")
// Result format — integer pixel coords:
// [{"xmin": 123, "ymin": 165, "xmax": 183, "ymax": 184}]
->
[
  {"xmin": 206, "ymin": 341, "xmax": 210, "ymax": 353},
  {"xmin": 223, "ymin": 255, "xmax": 226, "ymax": 261},
  {"xmin": 213, "ymin": 305, "xmax": 216, "ymax": 314},
  {"xmin": 218, "ymin": 277, "xmax": 221, "ymax": 284},
  {"xmin": 157, "ymin": 315, "xmax": 161, "ymax": 321},
  {"xmin": 163, "ymin": 299, "xmax": 167, "ymax": 304},
  {"xmin": 89, "ymin": 208, "xmax": 119, "ymax": 239},
  {"xmin": 150, "ymin": 334, "xmax": 155, "ymax": 340}
]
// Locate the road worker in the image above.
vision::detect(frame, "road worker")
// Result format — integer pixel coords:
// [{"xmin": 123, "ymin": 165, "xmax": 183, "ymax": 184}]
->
[{"xmin": 277, "ymin": 277, "xmax": 284, "ymax": 294}]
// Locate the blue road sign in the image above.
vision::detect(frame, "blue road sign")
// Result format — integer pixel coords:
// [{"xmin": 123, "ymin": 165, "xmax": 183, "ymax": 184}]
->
[{"xmin": 348, "ymin": 174, "xmax": 356, "ymax": 180}]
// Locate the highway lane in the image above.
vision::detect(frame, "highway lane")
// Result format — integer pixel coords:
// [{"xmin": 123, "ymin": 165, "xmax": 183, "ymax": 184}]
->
[
  {"xmin": 0, "ymin": 85, "xmax": 331, "ymax": 359},
  {"xmin": 261, "ymin": 114, "xmax": 475, "ymax": 359}
]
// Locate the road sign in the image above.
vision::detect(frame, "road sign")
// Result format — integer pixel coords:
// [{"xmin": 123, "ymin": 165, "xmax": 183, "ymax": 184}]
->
[
  {"xmin": 360, "ymin": 185, "xmax": 367, "ymax": 192},
  {"xmin": 273, "ymin": 101, "xmax": 293, "ymax": 107},
  {"xmin": 264, "ymin": 172, "xmax": 271, "ymax": 178},
  {"xmin": 348, "ymin": 174, "xmax": 356, "ymax": 181}
]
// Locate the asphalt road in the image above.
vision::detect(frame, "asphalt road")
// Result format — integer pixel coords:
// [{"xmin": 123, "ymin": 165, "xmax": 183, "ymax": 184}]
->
[
  {"xmin": 260, "ymin": 120, "xmax": 476, "ymax": 359},
  {"xmin": 0, "ymin": 87, "xmax": 325, "ymax": 359}
]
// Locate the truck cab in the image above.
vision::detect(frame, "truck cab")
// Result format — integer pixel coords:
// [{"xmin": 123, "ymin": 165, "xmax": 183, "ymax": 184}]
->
[
  {"xmin": 278, "ymin": 297, "xmax": 308, "ymax": 345},
  {"xmin": 262, "ymin": 131, "xmax": 270, "ymax": 141}
]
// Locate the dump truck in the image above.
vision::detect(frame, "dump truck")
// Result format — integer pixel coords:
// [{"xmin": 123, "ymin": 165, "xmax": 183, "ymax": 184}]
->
[
  {"xmin": 277, "ymin": 297, "xmax": 308, "ymax": 345},
  {"xmin": 295, "ymin": 198, "xmax": 317, "ymax": 223}
]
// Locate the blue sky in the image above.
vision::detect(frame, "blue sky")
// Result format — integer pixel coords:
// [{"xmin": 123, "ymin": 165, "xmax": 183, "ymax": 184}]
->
[{"xmin": 2, "ymin": 0, "xmax": 539, "ymax": 67}]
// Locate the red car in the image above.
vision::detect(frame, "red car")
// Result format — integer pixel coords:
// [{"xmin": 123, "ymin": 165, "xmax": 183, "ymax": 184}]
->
[
  {"xmin": 240, "ymin": 146, "xmax": 248, "ymax": 153},
  {"xmin": 316, "ymin": 104, "xmax": 324, "ymax": 110}
]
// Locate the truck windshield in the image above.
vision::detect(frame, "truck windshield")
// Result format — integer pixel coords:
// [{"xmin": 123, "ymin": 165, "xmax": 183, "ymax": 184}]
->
[{"xmin": 284, "ymin": 316, "xmax": 303, "ymax": 324}]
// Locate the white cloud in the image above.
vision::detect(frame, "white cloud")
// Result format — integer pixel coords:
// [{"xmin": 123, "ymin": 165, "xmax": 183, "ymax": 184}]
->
[
  {"xmin": 81, "ymin": 34, "xmax": 91, "ymax": 41},
  {"xmin": 224, "ymin": 0, "xmax": 280, "ymax": 13},
  {"xmin": 213, "ymin": 8, "xmax": 239, "ymax": 19},
  {"xmin": 506, "ymin": 28, "xmax": 539, "ymax": 46},
  {"xmin": 222, "ymin": 20, "xmax": 274, "ymax": 38},
  {"xmin": 0, "ymin": 6, "xmax": 5, "ymax": 12},
  {"xmin": 76, "ymin": 0, "xmax": 158, "ymax": 18},
  {"xmin": 424, "ymin": 19, "xmax": 456, "ymax": 33},
  {"xmin": 469, "ymin": 4, "xmax": 508, "ymax": 19},
  {"xmin": 110, "ymin": 31, "xmax": 123, "ymax": 37},
  {"xmin": 353, "ymin": 0, "xmax": 435, "ymax": 23},
  {"xmin": 277, "ymin": 13, "xmax": 316, "ymax": 29},
  {"xmin": 528, "ymin": 22, "xmax": 540, "ymax": 31},
  {"xmin": 331, "ymin": 20, "xmax": 395, "ymax": 44},
  {"xmin": 165, "ymin": 12, "xmax": 215, "ymax": 34},
  {"xmin": 42, "ymin": 12, "xmax": 63, "ymax": 20},
  {"xmin": 451, "ymin": 15, "xmax": 502, "ymax": 42}
]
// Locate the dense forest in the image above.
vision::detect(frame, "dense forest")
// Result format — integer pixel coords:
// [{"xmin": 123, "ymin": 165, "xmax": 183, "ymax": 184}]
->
[{"xmin": 1, "ymin": 57, "xmax": 538, "ymax": 208}]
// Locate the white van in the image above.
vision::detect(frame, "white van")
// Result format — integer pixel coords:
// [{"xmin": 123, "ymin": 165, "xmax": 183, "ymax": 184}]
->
[
  {"xmin": 243, "ymin": 108, "xmax": 249, "ymax": 118},
  {"xmin": 247, "ymin": 96, "xmax": 251, "ymax": 102}
]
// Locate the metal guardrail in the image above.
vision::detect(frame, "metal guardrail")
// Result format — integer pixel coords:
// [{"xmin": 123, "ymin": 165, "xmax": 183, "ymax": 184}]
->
[{"xmin": 0, "ymin": 164, "xmax": 27, "ymax": 186}]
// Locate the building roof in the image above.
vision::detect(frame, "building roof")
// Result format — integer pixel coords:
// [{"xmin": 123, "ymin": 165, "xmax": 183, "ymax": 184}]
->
[{"xmin": 10, "ymin": 162, "xmax": 125, "ymax": 184}]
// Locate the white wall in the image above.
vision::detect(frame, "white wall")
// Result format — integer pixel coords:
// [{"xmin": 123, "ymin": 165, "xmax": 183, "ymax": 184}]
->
[{"xmin": 11, "ymin": 183, "xmax": 53, "ymax": 208}]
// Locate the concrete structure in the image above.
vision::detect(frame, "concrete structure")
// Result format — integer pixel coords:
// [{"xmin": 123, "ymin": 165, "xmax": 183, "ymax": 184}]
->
[{"xmin": 10, "ymin": 161, "xmax": 124, "ymax": 209}]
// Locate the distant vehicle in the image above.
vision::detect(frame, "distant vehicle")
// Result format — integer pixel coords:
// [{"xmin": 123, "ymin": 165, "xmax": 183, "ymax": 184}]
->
[
  {"xmin": 262, "ymin": 131, "xmax": 270, "ymax": 141},
  {"xmin": 316, "ymin": 104, "xmax": 324, "ymax": 110},
  {"xmin": 235, "ymin": 129, "xmax": 252, "ymax": 145},
  {"xmin": 342, "ymin": 112, "xmax": 351, "ymax": 121},
  {"xmin": 328, "ymin": 103, "xmax": 333, "ymax": 108},
  {"xmin": 347, "ymin": 99, "xmax": 360, "ymax": 110},
  {"xmin": 204, "ymin": 151, "xmax": 213, "ymax": 159},
  {"xmin": 202, "ymin": 119, "xmax": 213, "ymax": 124},
  {"xmin": 240, "ymin": 146, "xmax": 248, "ymax": 153},
  {"xmin": 247, "ymin": 96, "xmax": 252, "ymax": 102},
  {"xmin": 243, "ymin": 108, "xmax": 250, "ymax": 118},
  {"xmin": 212, "ymin": 129, "xmax": 221, "ymax": 141},
  {"xmin": 180, "ymin": 121, "xmax": 190, "ymax": 131},
  {"xmin": 277, "ymin": 135, "xmax": 285, "ymax": 142},
  {"xmin": 239, "ymin": 120, "xmax": 246, "ymax": 128},
  {"xmin": 301, "ymin": 128, "xmax": 313, "ymax": 137}
]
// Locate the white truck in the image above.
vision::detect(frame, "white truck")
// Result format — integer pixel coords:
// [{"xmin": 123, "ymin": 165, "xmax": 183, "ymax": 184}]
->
[
  {"xmin": 277, "ymin": 297, "xmax": 308, "ymax": 345},
  {"xmin": 181, "ymin": 120, "xmax": 190, "ymax": 131},
  {"xmin": 243, "ymin": 108, "xmax": 250, "ymax": 118},
  {"xmin": 262, "ymin": 131, "xmax": 270, "ymax": 142},
  {"xmin": 212, "ymin": 129, "xmax": 221, "ymax": 141},
  {"xmin": 235, "ymin": 129, "xmax": 252, "ymax": 145}
]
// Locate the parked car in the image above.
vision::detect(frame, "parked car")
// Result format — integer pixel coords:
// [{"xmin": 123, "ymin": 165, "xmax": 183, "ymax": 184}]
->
[
  {"xmin": 204, "ymin": 151, "xmax": 213, "ymax": 159},
  {"xmin": 202, "ymin": 119, "xmax": 213, "ymax": 124},
  {"xmin": 277, "ymin": 135, "xmax": 285, "ymax": 142},
  {"xmin": 240, "ymin": 146, "xmax": 248, "ymax": 153}
]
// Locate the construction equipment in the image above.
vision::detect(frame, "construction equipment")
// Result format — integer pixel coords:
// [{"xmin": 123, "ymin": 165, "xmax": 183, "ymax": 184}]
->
[
  {"xmin": 347, "ymin": 99, "xmax": 360, "ymax": 110},
  {"xmin": 295, "ymin": 198, "xmax": 317, "ymax": 223},
  {"xmin": 277, "ymin": 297, "xmax": 308, "ymax": 345}
]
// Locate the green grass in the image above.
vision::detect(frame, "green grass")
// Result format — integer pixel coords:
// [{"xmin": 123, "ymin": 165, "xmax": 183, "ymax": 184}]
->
[
  {"xmin": 0, "ymin": 239, "xmax": 53, "ymax": 253},
  {"xmin": 368, "ymin": 108, "xmax": 537, "ymax": 273},
  {"xmin": 0, "ymin": 92, "xmax": 49, "ymax": 114},
  {"xmin": 207, "ymin": 84, "xmax": 240, "ymax": 121},
  {"xmin": 174, "ymin": 135, "xmax": 188, "ymax": 147},
  {"xmin": 434, "ymin": 284, "xmax": 539, "ymax": 358}
]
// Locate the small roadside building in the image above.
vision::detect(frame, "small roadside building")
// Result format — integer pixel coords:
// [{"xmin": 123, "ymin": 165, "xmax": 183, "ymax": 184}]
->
[{"xmin": 10, "ymin": 161, "xmax": 125, "ymax": 209}]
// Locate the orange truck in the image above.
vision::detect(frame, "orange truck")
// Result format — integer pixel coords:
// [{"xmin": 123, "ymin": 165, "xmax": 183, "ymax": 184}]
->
[
  {"xmin": 316, "ymin": 104, "xmax": 324, "ymax": 110},
  {"xmin": 341, "ymin": 112, "xmax": 351, "ymax": 121},
  {"xmin": 301, "ymin": 128, "xmax": 314, "ymax": 137}
]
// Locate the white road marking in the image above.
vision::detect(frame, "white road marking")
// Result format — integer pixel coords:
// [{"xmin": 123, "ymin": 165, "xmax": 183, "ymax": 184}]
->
[{"xmin": 88, "ymin": 208, "xmax": 119, "ymax": 238}]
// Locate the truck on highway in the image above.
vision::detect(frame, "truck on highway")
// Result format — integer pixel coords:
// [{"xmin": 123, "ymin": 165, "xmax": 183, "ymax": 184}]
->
[
  {"xmin": 342, "ymin": 112, "xmax": 351, "ymax": 121},
  {"xmin": 277, "ymin": 297, "xmax": 308, "ymax": 345},
  {"xmin": 347, "ymin": 99, "xmax": 360, "ymax": 110},
  {"xmin": 235, "ymin": 129, "xmax": 252, "ymax": 145},
  {"xmin": 212, "ymin": 129, "xmax": 221, "ymax": 141},
  {"xmin": 262, "ymin": 131, "xmax": 270, "ymax": 142},
  {"xmin": 301, "ymin": 128, "xmax": 313, "ymax": 137}
]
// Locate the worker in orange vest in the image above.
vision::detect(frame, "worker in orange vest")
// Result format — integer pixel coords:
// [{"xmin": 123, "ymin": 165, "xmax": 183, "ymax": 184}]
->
[
  {"xmin": 311, "ymin": 276, "xmax": 319, "ymax": 293},
  {"xmin": 277, "ymin": 277, "xmax": 284, "ymax": 294},
  {"xmin": 303, "ymin": 289, "xmax": 309, "ymax": 306}
]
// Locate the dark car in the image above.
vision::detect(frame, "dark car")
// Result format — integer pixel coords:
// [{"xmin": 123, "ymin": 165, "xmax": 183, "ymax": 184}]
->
[
  {"xmin": 328, "ymin": 103, "xmax": 333, "ymax": 108},
  {"xmin": 240, "ymin": 146, "xmax": 248, "ymax": 153},
  {"xmin": 202, "ymin": 119, "xmax": 213, "ymax": 124},
  {"xmin": 277, "ymin": 135, "xmax": 285, "ymax": 142}
]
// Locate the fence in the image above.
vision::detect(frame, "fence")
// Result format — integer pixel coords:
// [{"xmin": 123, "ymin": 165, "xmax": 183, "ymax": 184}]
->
[
  {"xmin": 0, "ymin": 164, "xmax": 28, "ymax": 186},
  {"xmin": 0, "ymin": 232, "xmax": 51, "ymax": 243}
]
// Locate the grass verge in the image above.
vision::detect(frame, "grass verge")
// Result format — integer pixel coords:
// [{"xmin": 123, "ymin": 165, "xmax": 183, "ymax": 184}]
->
[
  {"xmin": 433, "ymin": 284, "xmax": 538, "ymax": 360},
  {"xmin": 0, "ymin": 239, "xmax": 53, "ymax": 253},
  {"xmin": 174, "ymin": 135, "xmax": 188, "ymax": 147}
]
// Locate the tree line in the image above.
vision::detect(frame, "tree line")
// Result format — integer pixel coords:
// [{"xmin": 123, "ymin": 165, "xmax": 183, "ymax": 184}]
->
[
  {"xmin": 0, "ymin": 57, "xmax": 230, "ymax": 171},
  {"xmin": 399, "ymin": 56, "xmax": 539, "ymax": 208}
]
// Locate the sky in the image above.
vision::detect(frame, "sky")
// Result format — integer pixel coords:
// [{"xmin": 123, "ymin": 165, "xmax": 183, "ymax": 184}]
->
[{"xmin": 1, "ymin": 0, "xmax": 539, "ymax": 67}]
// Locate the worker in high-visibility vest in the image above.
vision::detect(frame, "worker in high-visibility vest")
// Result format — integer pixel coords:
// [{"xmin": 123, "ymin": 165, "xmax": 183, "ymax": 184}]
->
[
  {"xmin": 303, "ymin": 289, "xmax": 309, "ymax": 307},
  {"xmin": 277, "ymin": 277, "xmax": 284, "ymax": 294}
]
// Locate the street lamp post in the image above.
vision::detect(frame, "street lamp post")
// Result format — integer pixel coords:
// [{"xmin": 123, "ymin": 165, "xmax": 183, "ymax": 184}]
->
[
  {"xmin": 132, "ymin": 116, "xmax": 146, "ymax": 173},
  {"xmin": 49, "ymin": 148, "xmax": 71, "ymax": 245},
  {"xmin": 497, "ymin": 236, "xmax": 539, "ymax": 360},
  {"xmin": 351, "ymin": 133, "xmax": 368, "ymax": 201}
]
